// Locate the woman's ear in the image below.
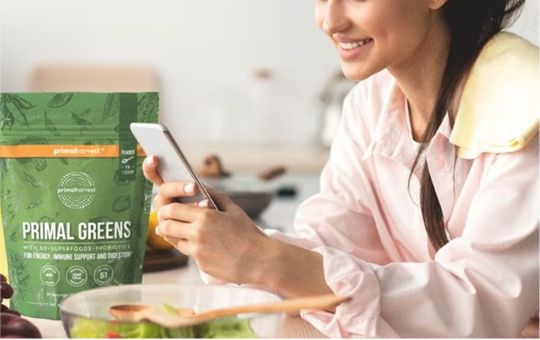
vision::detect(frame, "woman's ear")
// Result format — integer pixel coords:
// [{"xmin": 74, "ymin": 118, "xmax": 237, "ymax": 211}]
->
[{"xmin": 427, "ymin": 0, "xmax": 448, "ymax": 10}]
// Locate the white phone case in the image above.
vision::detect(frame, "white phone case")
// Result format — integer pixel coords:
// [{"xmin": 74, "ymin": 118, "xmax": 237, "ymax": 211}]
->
[{"xmin": 130, "ymin": 122, "xmax": 219, "ymax": 210}]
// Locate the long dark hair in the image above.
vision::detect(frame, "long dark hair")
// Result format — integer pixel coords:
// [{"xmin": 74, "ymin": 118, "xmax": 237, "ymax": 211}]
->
[{"xmin": 410, "ymin": 0, "xmax": 525, "ymax": 250}]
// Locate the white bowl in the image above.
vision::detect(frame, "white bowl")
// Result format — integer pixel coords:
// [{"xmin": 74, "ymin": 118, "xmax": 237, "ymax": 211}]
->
[{"xmin": 60, "ymin": 284, "xmax": 283, "ymax": 338}]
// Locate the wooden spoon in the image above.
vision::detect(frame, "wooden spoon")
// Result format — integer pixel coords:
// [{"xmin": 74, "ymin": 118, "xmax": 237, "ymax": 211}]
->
[{"xmin": 110, "ymin": 293, "xmax": 350, "ymax": 329}]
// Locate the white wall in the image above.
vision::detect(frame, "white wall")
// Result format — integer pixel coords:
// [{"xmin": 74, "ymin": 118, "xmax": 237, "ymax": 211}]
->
[
  {"xmin": 0, "ymin": 0, "xmax": 339, "ymax": 146},
  {"xmin": 1, "ymin": 0, "xmax": 537, "ymax": 146},
  {"xmin": 509, "ymin": 0, "xmax": 539, "ymax": 45}
]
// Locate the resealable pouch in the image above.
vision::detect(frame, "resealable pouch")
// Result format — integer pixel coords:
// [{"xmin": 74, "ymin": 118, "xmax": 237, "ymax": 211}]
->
[{"xmin": 0, "ymin": 92, "xmax": 158, "ymax": 319}]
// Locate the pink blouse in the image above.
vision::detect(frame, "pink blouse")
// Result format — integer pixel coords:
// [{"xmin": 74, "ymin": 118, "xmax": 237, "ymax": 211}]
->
[{"xmin": 267, "ymin": 70, "xmax": 539, "ymax": 337}]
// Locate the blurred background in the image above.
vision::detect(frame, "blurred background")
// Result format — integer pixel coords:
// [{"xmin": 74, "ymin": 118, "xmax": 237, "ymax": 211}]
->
[{"xmin": 0, "ymin": 0, "xmax": 538, "ymax": 173}]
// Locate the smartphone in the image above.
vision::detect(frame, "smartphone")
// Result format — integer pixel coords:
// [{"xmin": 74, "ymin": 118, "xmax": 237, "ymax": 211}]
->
[{"xmin": 130, "ymin": 122, "xmax": 219, "ymax": 210}]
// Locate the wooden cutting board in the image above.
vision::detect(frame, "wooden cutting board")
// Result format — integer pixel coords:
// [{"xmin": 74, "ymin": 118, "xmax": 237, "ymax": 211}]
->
[{"xmin": 143, "ymin": 248, "xmax": 188, "ymax": 273}]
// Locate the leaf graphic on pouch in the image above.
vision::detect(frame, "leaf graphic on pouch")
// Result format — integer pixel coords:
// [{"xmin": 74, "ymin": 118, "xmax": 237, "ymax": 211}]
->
[
  {"xmin": 15, "ymin": 158, "xmax": 32, "ymax": 165},
  {"xmin": 1, "ymin": 100, "xmax": 14, "ymax": 130},
  {"xmin": 27, "ymin": 200, "xmax": 42, "ymax": 209},
  {"xmin": 1, "ymin": 115, "xmax": 14, "ymax": 130},
  {"xmin": 103, "ymin": 93, "xmax": 120, "ymax": 121},
  {"xmin": 0, "ymin": 94, "xmax": 36, "ymax": 129},
  {"xmin": 5, "ymin": 101, "xmax": 29, "ymax": 127},
  {"xmin": 89, "ymin": 216, "xmax": 112, "ymax": 223},
  {"xmin": 114, "ymin": 169, "xmax": 130, "ymax": 186},
  {"xmin": 0, "ymin": 158, "xmax": 7, "ymax": 177},
  {"xmin": 1, "ymin": 189, "xmax": 15, "ymax": 220},
  {"xmin": 39, "ymin": 215, "xmax": 55, "ymax": 223},
  {"xmin": 47, "ymin": 93, "xmax": 73, "ymax": 108},
  {"xmin": 59, "ymin": 158, "xmax": 69, "ymax": 166},
  {"xmin": 11, "ymin": 94, "xmax": 36, "ymax": 110},
  {"xmin": 138, "ymin": 93, "xmax": 158, "ymax": 119},
  {"xmin": 71, "ymin": 111, "xmax": 92, "ymax": 132},
  {"xmin": 112, "ymin": 195, "xmax": 131, "ymax": 212},
  {"xmin": 44, "ymin": 112, "xmax": 59, "ymax": 136},
  {"xmin": 79, "ymin": 109, "xmax": 91, "ymax": 117},
  {"xmin": 24, "ymin": 171, "xmax": 41, "ymax": 188},
  {"xmin": 33, "ymin": 158, "xmax": 48, "ymax": 171},
  {"xmin": 16, "ymin": 136, "xmax": 49, "ymax": 145}
]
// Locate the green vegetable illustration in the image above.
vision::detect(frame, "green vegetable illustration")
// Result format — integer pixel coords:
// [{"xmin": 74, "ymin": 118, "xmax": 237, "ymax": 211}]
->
[
  {"xmin": 27, "ymin": 200, "xmax": 42, "ymax": 209},
  {"xmin": 138, "ymin": 93, "xmax": 158, "ymax": 122},
  {"xmin": 33, "ymin": 158, "xmax": 48, "ymax": 171},
  {"xmin": 15, "ymin": 158, "xmax": 32, "ymax": 165},
  {"xmin": 114, "ymin": 169, "xmax": 131, "ymax": 185},
  {"xmin": 112, "ymin": 195, "xmax": 132, "ymax": 212},
  {"xmin": 0, "ymin": 158, "xmax": 6, "ymax": 177},
  {"xmin": 71, "ymin": 110, "xmax": 92, "ymax": 132},
  {"xmin": 44, "ymin": 112, "xmax": 59, "ymax": 136},
  {"xmin": 103, "ymin": 93, "xmax": 120, "ymax": 121},
  {"xmin": 38, "ymin": 214, "xmax": 59, "ymax": 223},
  {"xmin": 1, "ymin": 190, "xmax": 15, "ymax": 220},
  {"xmin": 89, "ymin": 216, "xmax": 112, "ymax": 223},
  {"xmin": 16, "ymin": 136, "xmax": 49, "ymax": 145},
  {"xmin": 1, "ymin": 102, "xmax": 14, "ymax": 129},
  {"xmin": 10, "ymin": 94, "xmax": 35, "ymax": 110},
  {"xmin": 47, "ymin": 93, "xmax": 73, "ymax": 108},
  {"xmin": 23, "ymin": 171, "xmax": 41, "ymax": 187},
  {"xmin": 0, "ymin": 94, "xmax": 35, "ymax": 130}
]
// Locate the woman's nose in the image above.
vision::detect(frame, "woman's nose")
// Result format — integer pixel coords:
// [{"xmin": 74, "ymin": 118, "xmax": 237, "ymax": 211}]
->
[{"xmin": 318, "ymin": 0, "xmax": 350, "ymax": 36}]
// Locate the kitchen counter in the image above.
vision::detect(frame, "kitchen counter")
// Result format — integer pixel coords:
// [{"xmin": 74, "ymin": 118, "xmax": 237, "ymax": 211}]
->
[
  {"xmin": 26, "ymin": 172, "xmax": 326, "ymax": 338},
  {"xmin": 183, "ymin": 144, "xmax": 330, "ymax": 173}
]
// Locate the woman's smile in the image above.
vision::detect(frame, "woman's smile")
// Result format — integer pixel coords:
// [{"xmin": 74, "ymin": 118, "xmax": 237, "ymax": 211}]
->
[{"xmin": 336, "ymin": 37, "xmax": 374, "ymax": 61}]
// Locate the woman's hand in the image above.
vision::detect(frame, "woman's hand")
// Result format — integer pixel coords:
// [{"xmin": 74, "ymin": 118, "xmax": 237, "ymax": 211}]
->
[
  {"xmin": 142, "ymin": 156, "xmax": 271, "ymax": 285},
  {"xmin": 159, "ymin": 185, "xmax": 272, "ymax": 285},
  {"xmin": 142, "ymin": 156, "xmax": 333, "ymax": 297}
]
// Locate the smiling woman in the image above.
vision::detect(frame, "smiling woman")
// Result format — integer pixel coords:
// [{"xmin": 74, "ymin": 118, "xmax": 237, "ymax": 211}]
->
[{"xmin": 143, "ymin": 0, "xmax": 538, "ymax": 337}]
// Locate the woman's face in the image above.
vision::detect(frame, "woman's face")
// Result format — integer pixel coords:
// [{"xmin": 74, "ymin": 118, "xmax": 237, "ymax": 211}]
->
[{"xmin": 316, "ymin": 0, "xmax": 445, "ymax": 81}]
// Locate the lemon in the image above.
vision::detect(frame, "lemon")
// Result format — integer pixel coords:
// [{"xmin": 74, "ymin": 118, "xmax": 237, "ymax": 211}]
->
[{"xmin": 146, "ymin": 211, "xmax": 174, "ymax": 250}]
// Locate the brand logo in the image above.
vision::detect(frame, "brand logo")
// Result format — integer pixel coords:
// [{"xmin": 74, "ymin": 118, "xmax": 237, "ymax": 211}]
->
[{"xmin": 57, "ymin": 171, "xmax": 96, "ymax": 209}]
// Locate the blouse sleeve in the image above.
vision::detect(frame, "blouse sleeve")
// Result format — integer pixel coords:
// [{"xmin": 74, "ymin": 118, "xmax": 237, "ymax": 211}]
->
[{"xmin": 298, "ymin": 136, "xmax": 539, "ymax": 337}]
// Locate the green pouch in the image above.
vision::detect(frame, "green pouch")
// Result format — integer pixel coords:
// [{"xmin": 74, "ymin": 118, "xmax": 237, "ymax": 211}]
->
[{"xmin": 0, "ymin": 92, "xmax": 158, "ymax": 319}]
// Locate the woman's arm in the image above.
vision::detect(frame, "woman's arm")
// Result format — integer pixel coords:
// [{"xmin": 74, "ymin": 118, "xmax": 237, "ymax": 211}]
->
[{"xmin": 299, "ymin": 137, "xmax": 538, "ymax": 338}]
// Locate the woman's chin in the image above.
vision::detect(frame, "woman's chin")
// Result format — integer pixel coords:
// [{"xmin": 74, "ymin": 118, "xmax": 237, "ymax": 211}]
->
[{"xmin": 340, "ymin": 63, "xmax": 381, "ymax": 81}]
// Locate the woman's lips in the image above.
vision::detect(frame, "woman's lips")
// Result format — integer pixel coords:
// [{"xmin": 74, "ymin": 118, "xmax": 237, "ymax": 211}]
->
[{"xmin": 337, "ymin": 38, "xmax": 374, "ymax": 62}]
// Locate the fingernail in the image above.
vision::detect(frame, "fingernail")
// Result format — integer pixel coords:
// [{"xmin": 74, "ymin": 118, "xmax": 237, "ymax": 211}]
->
[
  {"xmin": 155, "ymin": 225, "xmax": 161, "ymax": 235},
  {"xmin": 198, "ymin": 199, "xmax": 209, "ymax": 208},
  {"xmin": 146, "ymin": 156, "xmax": 155, "ymax": 166},
  {"xmin": 184, "ymin": 182, "xmax": 195, "ymax": 194}
]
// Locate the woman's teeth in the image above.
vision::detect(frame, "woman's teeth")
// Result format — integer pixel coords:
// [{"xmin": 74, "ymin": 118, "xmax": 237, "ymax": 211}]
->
[{"xmin": 339, "ymin": 39, "xmax": 372, "ymax": 50}]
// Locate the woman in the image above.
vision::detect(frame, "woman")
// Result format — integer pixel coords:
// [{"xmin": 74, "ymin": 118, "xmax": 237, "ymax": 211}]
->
[{"xmin": 144, "ymin": 0, "xmax": 538, "ymax": 337}]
